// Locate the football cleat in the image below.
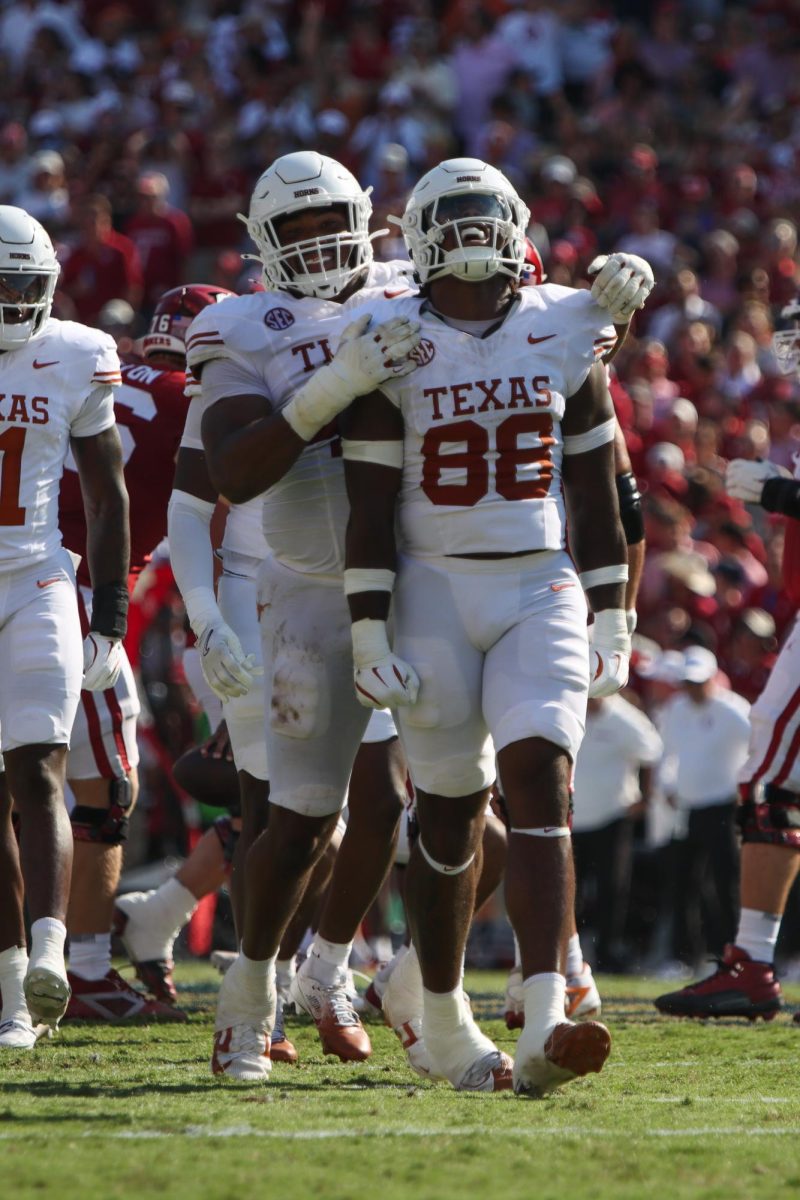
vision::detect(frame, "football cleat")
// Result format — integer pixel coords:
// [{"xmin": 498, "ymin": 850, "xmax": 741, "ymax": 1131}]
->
[
  {"xmin": 513, "ymin": 1020, "xmax": 611, "ymax": 1097},
  {"xmin": 211, "ymin": 960, "xmax": 274, "ymax": 1082},
  {"xmin": 113, "ymin": 895, "xmax": 182, "ymax": 1003},
  {"xmin": 269, "ymin": 998, "xmax": 298, "ymax": 1065},
  {"xmin": 426, "ymin": 1015, "xmax": 513, "ymax": 1092},
  {"xmin": 654, "ymin": 944, "xmax": 783, "ymax": 1020},
  {"xmin": 64, "ymin": 969, "xmax": 187, "ymax": 1022},
  {"xmin": 130, "ymin": 958, "xmax": 179, "ymax": 1006},
  {"xmin": 504, "ymin": 965, "xmax": 525, "ymax": 1030},
  {"xmin": 381, "ymin": 947, "xmax": 434, "ymax": 1079},
  {"xmin": 0, "ymin": 1017, "xmax": 38, "ymax": 1049},
  {"xmin": 24, "ymin": 965, "xmax": 71, "ymax": 1027},
  {"xmin": 212, "ymin": 1024, "xmax": 272, "ymax": 1081},
  {"xmin": 455, "ymin": 1049, "xmax": 514, "ymax": 1092},
  {"xmin": 290, "ymin": 967, "xmax": 372, "ymax": 1062},
  {"xmin": 566, "ymin": 963, "xmax": 602, "ymax": 1020}
]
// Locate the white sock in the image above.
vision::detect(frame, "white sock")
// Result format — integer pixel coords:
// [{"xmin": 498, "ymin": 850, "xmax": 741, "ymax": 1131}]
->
[
  {"xmin": 512, "ymin": 932, "xmax": 521, "ymax": 970},
  {"xmin": 423, "ymin": 985, "xmax": 494, "ymax": 1083},
  {"xmin": 306, "ymin": 936, "xmax": 352, "ymax": 985},
  {"xmin": 566, "ymin": 933, "xmax": 584, "ymax": 978},
  {"xmin": 275, "ymin": 956, "xmax": 296, "ymax": 995},
  {"xmin": 236, "ymin": 951, "xmax": 277, "ymax": 1001},
  {"xmin": 522, "ymin": 972, "xmax": 568, "ymax": 1043},
  {"xmin": 149, "ymin": 878, "xmax": 198, "ymax": 938},
  {"xmin": 68, "ymin": 933, "xmax": 112, "ymax": 981},
  {"xmin": 29, "ymin": 917, "xmax": 67, "ymax": 977},
  {"xmin": 736, "ymin": 908, "xmax": 781, "ymax": 964},
  {"xmin": 0, "ymin": 945, "xmax": 29, "ymax": 1024}
]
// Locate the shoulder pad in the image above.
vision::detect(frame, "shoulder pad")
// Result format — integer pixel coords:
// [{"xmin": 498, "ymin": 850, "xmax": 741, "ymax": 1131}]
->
[
  {"xmin": 45, "ymin": 319, "xmax": 122, "ymax": 388},
  {"xmin": 185, "ymin": 294, "xmax": 275, "ymax": 370}
]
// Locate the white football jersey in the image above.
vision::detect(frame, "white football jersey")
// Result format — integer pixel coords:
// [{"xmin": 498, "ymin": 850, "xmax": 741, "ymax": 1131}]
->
[
  {"xmin": 184, "ymin": 261, "xmax": 414, "ymax": 574},
  {"xmin": 0, "ymin": 319, "xmax": 120, "ymax": 570},
  {"xmin": 358, "ymin": 285, "xmax": 616, "ymax": 558}
]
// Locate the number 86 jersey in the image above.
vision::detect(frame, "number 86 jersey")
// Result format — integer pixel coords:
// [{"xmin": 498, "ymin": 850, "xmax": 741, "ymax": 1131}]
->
[{"xmin": 367, "ymin": 285, "xmax": 616, "ymax": 558}]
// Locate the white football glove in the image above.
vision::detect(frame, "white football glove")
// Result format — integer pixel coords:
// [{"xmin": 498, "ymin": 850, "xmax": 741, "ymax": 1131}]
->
[
  {"xmin": 725, "ymin": 458, "xmax": 791, "ymax": 504},
  {"xmin": 281, "ymin": 313, "xmax": 421, "ymax": 442},
  {"xmin": 588, "ymin": 253, "xmax": 655, "ymax": 324},
  {"xmin": 588, "ymin": 609, "xmax": 631, "ymax": 698},
  {"xmin": 352, "ymin": 618, "xmax": 419, "ymax": 709},
  {"xmin": 82, "ymin": 634, "xmax": 125, "ymax": 692},
  {"xmin": 197, "ymin": 621, "xmax": 260, "ymax": 701}
]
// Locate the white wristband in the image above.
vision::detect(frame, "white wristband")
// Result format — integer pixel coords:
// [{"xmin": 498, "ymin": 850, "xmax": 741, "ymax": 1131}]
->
[
  {"xmin": 344, "ymin": 568, "xmax": 396, "ymax": 596},
  {"xmin": 351, "ymin": 618, "xmax": 392, "ymax": 667},
  {"xmin": 579, "ymin": 564, "xmax": 629, "ymax": 591}
]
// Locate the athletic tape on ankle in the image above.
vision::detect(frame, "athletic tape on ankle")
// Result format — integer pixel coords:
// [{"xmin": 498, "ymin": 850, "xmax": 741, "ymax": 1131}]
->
[
  {"xmin": 418, "ymin": 837, "xmax": 476, "ymax": 875},
  {"xmin": 511, "ymin": 826, "xmax": 571, "ymax": 838}
]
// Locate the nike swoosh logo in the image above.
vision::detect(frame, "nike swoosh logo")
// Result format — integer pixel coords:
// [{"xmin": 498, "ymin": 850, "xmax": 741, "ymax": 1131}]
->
[
  {"xmin": 550, "ymin": 582, "xmax": 575, "ymax": 591},
  {"xmin": 384, "ymin": 288, "xmax": 409, "ymax": 299},
  {"xmin": 37, "ymin": 577, "xmax": 62, "ymax": 588},
  {"xmin": 528, "ymin": 334, "xmax": 556, "ymax": 344},
  {"xmin": 32, "ymin": 360, "xmax": 59, "ymax": 369}
]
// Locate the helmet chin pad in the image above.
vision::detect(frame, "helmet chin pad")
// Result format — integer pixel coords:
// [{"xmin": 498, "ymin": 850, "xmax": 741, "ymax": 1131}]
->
[{"xmin": 443, "ymin": 245, "xmax": 507, "ymax": 281}]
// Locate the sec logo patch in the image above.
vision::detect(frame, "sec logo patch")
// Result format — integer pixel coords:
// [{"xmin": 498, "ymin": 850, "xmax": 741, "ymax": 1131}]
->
[
  {"xmin": 410, "ymin": 338, "xmax": 435, "ymax": 366},
  {"xmin": 264, "ymin": 307, "xmax": 295, "ymax": 330}
]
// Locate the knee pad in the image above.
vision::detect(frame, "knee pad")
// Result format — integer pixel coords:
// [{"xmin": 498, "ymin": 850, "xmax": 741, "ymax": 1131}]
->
[
  {"xmin": 71, "ymin": 776, "xmax": 133, "ymax": 845},
  {"xmin": 212, "ymin": 814, "xmax": 240, "ymax": 865},
  {"xmin": 738, "ymin": 783, "xmax": 800, "ymax": 848},
  {"xmin": 411, "ymin": 752, "xmax": 495, "ymax": 799}
]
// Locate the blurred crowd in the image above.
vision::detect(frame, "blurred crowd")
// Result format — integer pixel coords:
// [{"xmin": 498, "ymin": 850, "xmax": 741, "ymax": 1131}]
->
[{"xmin": 6, "ymin": 0, "xmax": 800, "ymax": 973}]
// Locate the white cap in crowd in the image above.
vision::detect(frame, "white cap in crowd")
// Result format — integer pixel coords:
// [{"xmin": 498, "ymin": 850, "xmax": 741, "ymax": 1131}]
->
[{"xmin": 681, "ymin": 646, "xmax": 718, "ymax": 684}]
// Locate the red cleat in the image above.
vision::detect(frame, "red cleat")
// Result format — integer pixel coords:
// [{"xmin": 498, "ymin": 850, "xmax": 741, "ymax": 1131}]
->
[
  {"xmin": 64, "ymin": 969, "xmax": 187, "ymax": 1022},
  {"xmin": 654, "ymin": 945, "xmax": 783, "ymax": 1020}
]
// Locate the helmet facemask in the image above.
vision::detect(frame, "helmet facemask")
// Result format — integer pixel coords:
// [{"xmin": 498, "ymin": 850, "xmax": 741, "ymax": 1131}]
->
[
  {"xmin": 243, "ymin": 196, "xmax": 376, "ymax": 300},
  {"xmin": 418, "ymin": 191, "xmax": 520, "ymax": 283},
  {"xmin": 0, "ymin": 269, "xmax": 58, "ymax": 350}
]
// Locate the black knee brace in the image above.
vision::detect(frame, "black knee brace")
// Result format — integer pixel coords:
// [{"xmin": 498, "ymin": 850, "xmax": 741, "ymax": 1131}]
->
[
  {"xmin": 71, "ymin": 776, "xmax": 133, "ymax": 845},
  {"xmin": 737, "ymin": 783, "xmax": 800, "ymax": 848}
]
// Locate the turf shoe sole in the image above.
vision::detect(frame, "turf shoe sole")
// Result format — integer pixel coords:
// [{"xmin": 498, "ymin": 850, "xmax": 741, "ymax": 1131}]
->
[{"xmin": 514, "ymin": 1021, "xmax": 611, "ymax": 1097}]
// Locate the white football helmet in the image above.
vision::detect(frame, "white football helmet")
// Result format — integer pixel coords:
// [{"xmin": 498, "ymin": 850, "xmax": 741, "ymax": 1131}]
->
[
  {"xmin": 397, "ymin": 158, "xmax": 530, "ymax": 286},
  {"xmin": 773, "ymin": 296, "xmax": 800, "ymax": 376},
  {"xmin": 240, "ymin": 151, "xmax": 377, "ymax": 299},
  {"xmin": 0, "ymin": 206, "xmax": 59, "ymax": 351}
]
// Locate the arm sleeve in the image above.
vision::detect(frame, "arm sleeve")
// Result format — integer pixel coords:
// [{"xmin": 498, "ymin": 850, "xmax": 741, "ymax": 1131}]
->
[
  {"xmin": 70, "ymin": 385, "xmax": 117, "ymax": 438},
  {"xmin": 167, "ymin": 488, "xmax": 220, "ymax": 635}
]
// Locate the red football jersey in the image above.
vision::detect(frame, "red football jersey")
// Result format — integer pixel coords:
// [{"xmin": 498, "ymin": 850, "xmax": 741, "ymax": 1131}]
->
[{"xmin": 60, "ymin": 357, "xmax": 189, "ymax": 587}]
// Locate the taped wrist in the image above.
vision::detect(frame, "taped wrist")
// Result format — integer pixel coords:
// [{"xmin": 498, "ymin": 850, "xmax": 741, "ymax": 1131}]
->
[
  {"xmin": 351, "ymin": 618, "xmax": 392, "ymax": 667},
  {"xmin": 282, "ymin": 365, "xmax": 354, "ymax": 443},
  {"xmin": 592, "ymin": 608, "xmax": 630, "ymax": 649},
  {"xmin": 90, "ymin": 581, "xmax": 128, "ymax": 639},
  {"xmin": 762, "ymin": 476, "xmax": 800, "ymax": 519},
  {"xmin": 615, "ymin": 471, "xmax": 644, "ymax": 545}
]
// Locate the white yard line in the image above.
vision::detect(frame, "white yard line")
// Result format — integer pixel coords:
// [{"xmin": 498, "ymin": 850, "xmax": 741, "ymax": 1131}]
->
[{"xmin": 0, "ymin": 1125, "xmax": 798, "ymax": 1141}]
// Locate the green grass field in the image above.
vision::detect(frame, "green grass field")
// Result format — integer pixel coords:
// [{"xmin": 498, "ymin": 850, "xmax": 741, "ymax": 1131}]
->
[{"xmin": 2, "ymin": 964, "xmax": 800, "ymax": 1200}]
